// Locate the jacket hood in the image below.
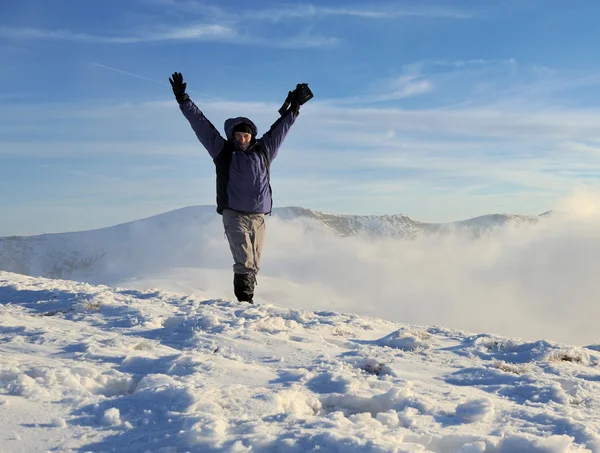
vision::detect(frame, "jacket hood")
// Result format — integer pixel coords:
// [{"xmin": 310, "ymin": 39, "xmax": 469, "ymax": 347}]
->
[{"xmin": 224, "ymin": 117, "xmax": 258, "ymax": 141}]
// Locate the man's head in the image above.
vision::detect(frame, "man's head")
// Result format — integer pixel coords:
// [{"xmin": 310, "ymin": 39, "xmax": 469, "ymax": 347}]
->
[{"xmin": 232, "ymin": 122, "xmax": 253, "ymax": 150}]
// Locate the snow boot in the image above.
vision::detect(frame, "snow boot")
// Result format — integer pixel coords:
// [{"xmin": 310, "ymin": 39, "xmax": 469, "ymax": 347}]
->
[{"xmin": 234, "ymin": 273, "xmax": 256, "ymax": 304}]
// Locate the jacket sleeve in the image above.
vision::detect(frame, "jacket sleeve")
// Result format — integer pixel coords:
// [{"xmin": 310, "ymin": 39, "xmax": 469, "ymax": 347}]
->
[
  {"xmin": 257, "ymin": 110, "xmax": 297, "ymax": 161},
  {"xmin": 179, "ymin": 99, "xmax": 225, "ymax": 158}
]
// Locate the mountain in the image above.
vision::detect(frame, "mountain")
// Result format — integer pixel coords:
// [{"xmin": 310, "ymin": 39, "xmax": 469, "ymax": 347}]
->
[
  {"xmin": 281, "ymin": 207, "xmax": 546, "ymax": 238},
  {"xmin": 0, "ymin": 205, "xmax": 548, "ymax": 281}
]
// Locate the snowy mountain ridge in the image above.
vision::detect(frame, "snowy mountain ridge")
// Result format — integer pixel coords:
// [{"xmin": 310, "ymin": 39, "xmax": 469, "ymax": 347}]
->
[
  {"xmin": 0, "ymin": 205, "xmax": 547, "ymax": 281},
  {"xmin": 276, "ymin": 206, "xmax": 545, "ymax": 238}
]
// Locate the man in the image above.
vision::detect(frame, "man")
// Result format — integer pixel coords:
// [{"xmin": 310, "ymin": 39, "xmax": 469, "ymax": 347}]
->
[{"xmin": 169, "ymin": 72, "xmax": 306, "ymax": 304}]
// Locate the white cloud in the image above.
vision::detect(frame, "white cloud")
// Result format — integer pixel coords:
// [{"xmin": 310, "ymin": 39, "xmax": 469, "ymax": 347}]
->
[
  {"xmin": 332, "ymin": 76, "xmax": 434, "ymax": 104},
  {"xmin": 0, "ymin": 2, "xmax": 473, "ymax": 49},
  {"xmin": 0, "ymin": 24, "xmax": 235, "ymax": 43},
  {"xmin": 0, "ymin": 141, "xmax": 203, "ymax": 157},
  {"xmin": 142, "ymin": 1, "xmax": 474, "ymax": 21},
  {"xmin": 5, "ymin": 98, "xmax": 600, "ymax": 194},
  {"xmin": 430, "ymin": 58, "xmax": 517, "ymax": 68},
  {"xmin": 264, "ymin": 34, "xmax": 340, "ymax": 49},
  {"xmin": 252, "ymin": 190, "xmax": 600, "ymax": 345},
  {"xmin": 243, "ymin": 4, "xmax": 474, "ymax": 21},
  {"xmin": 317, "ymin": 5, "xmax": 474, "ymax": 19},
  {"xmin": 0, "ymin": 24, "xmax": 337, "ymax": 49},
  {"xmin": 298, "ymin": 104, "xmax": 600, "ymax": 140},
  {"xmin": 150, "ymin": 24, "xmax": 235, "ymax": 41}
]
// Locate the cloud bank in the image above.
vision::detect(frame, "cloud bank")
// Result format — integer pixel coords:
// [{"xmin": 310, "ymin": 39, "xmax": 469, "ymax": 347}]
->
[
  {"xmin": 257, "ymin": 191, "xmax": 600, "ymax": 346},
  {"xmin": 82, "ymin": 191, "xmax": 600, "ymax": 347}
]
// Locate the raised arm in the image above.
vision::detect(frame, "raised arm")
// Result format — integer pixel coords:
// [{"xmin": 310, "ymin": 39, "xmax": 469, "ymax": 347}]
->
[
  {"xmin": 259, "ymin": 83, "xmax": 312, "ymax": 160},
  {"xmin": 170, "ymin": 72, "xmax": 225, "ymax": 158},
  {"xmin": 179, "ymin": 100, "xmax": 225, "ymax": 158},
  {"xmin": 258, "ymin": 110, "xmax": 297, "ymax": 161}
]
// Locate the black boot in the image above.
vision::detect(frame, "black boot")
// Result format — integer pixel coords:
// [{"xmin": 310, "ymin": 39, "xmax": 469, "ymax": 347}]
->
[{"xmin": 234, "ymin": 273, "xmax": 256, "ymax": 304}]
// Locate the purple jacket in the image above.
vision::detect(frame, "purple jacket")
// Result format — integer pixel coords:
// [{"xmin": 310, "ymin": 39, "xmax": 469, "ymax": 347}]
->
[{"xmin": 179, "ymin": 99, "xmax": 297, "ymax": 214}]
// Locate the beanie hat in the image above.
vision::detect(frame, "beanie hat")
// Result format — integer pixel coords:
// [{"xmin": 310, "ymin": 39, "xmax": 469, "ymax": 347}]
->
[{"xmin": 232, "ymin": 122, "xmax": 253, "ymax": 135}]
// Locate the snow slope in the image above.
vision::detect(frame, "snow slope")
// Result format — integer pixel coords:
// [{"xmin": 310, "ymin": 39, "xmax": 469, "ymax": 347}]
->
[{"xmin": 2, "ymin": 271, "xmax": 600, "ymax": 452}]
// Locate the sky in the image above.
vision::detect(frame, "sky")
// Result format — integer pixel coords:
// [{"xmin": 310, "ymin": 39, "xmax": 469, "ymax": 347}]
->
[{"xmin": 3, "ymin": 0, "xmax": 600, "ymax": 235}]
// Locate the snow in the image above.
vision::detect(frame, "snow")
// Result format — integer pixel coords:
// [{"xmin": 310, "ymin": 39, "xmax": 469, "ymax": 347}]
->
[{"xmin": 2, "ymin": 270, "xmax": 600, "ymax": 452}]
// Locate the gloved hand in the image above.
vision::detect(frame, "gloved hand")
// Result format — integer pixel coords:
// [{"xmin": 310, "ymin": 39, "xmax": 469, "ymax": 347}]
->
[
  {"xmin": 169, "ymin": 72, "xmax": 189, "ymax": 103},
  {"xmin": 278, "ymin": 83, "xmax": 313, "ymax": 116},
  {"xmin": 292, "ymin": 83, "xmax": 313, "ymax": 107},
  {"xmin": 289, "ymin": 92, "xmax": 301, "ymax": 116},
  {"xmin": 278, "ymin": 90, "xmax": 295, "ymax": 116}
]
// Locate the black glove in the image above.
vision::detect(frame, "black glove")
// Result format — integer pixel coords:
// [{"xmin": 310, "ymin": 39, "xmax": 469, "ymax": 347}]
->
[
  {"xmin": 278, "ymin": 90, "xmax": 294, "ymax": 116},
  {"xmin": 169, "ymin": 72, "xmax": 189, "ymax": 103},
  {"xmin": 278, "ymin": 83, "xmax": 313, "ymax": 116},
  {"xmin": 293, "ymin": 83, "xmax": 314, "ymax": 106},
  {"xmin": 289, "ymin": 93, "xmax": 301, "ymax": 116}
]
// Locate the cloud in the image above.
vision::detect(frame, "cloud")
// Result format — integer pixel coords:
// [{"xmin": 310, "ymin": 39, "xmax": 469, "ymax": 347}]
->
[
  {"xmin": 430, "ymin": 58, "xmax": 517, "ymax": 69},
  {"xmin": 5, "ymin": 97, "xmax": 600, "ymax": 195},
  {"xmin": 256, "ymin": 190, "xmax": 600, "ymax": 346},
  {"xmin": 113, "ymin": 2, "xmax": 472, "ymax": 49},
  {"xmin": 0, "ymin": 141, "xmax": 203, "ymax": 157},
  {"xmin": 0, "ymin": 24, "xmax": 236, "ymax": 44},
  {"xmin": 320, "ymin": 6, "xmax": 473, "ymax": 19},
  {"xmin": 142, "ymin": 1, "xmax": 474, "ymax": 21},
  {"xmin": 0, "ymin": 24, "xmax": 336, "ymax": 48},
  {"xmin": 0, "ymin": 2, "xmax": 473, "ymax": 49},
  {"xmin": 553, "ymin": 189, "xmax": 600, "ymax": 220},
  {"xmin": 264, "ymin": 34, "xmax": 340, "ymax": 49},
  {"xmin": 298, "ymin": 104, "xmax": 600, "ymax": 141},
  {"xmin": 330, "ymin": 75, "xmax": 434, "ymax": 104},
  {"xmin": 245, "ymin": 4, "xmax": 474, "ymax": 21}
]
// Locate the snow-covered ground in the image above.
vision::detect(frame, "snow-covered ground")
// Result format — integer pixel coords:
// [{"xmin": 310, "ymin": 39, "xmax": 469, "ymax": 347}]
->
[{"xmin": 2, "ymin": 270, "xmax": 600, "ymax": 452}]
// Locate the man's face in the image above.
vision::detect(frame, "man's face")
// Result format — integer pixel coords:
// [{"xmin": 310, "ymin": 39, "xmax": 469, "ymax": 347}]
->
[{"xmin": 234, "ymin": 132, "xmax": 252, "ymax": 150}]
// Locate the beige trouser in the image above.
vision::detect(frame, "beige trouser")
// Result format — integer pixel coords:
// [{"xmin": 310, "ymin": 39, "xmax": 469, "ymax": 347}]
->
[{"xmin": 222, "ymin": 209, "xmax": 266, "ymax": 275}]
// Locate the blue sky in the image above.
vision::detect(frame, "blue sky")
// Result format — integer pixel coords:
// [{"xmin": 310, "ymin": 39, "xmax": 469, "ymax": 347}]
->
[{"xmin": 3, "ymin": 0, "xmax": 600, "ymax": 235}]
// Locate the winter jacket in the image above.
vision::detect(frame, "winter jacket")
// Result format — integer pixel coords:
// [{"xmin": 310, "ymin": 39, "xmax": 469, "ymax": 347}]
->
[{"xmin": 179, "ymin": 98, "xmax": 297, "ymax": 214}]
